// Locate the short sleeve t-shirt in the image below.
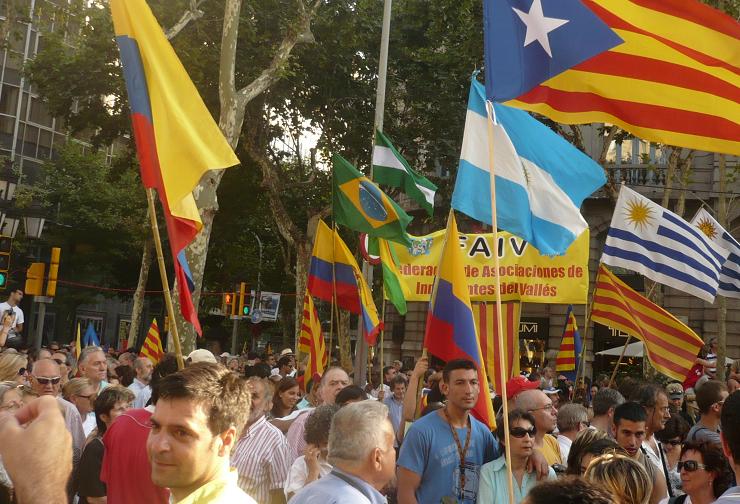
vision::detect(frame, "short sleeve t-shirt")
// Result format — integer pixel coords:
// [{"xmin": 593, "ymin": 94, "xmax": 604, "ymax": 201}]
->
[
  {"xmin": 397, "ymin": 410, "xmax": 499, "ymax": 504},
  {"xmin": 77, "ymin": 437, "xmax": 106, "ymax": 503},
  {"xmin": 0, "ymin": 302, "xmax": 23, "ymax": 346}
]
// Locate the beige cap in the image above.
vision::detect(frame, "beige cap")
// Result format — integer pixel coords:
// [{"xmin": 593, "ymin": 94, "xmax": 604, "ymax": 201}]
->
[{"xmin": 187, "ymin": 349, "xmax": 217, "ymax": 364}]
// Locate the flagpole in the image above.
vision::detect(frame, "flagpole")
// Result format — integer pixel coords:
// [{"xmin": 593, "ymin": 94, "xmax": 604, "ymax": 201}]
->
[
  {"xmin": 329, "ymin": 224, "xmax": 339, "ymax": 367},
  {"xmin": 380, "ymin": 298, "xmax": 386, "ymax": 371},
  {"xmin": 485, "ymin": 100, "xmax": 515, "ymax": 504},
  {"xmin": 575, "ymin": 297, "xmax": 594, "ymax": 388},
  {"xmin": 146, "ymin": 188, "xmax": 185, "ymax": 370}
]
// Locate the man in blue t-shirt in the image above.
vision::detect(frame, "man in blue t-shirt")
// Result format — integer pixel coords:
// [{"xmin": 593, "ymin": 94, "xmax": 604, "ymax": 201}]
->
[{"xmin": 397, "ymin": 359, "xmax": 548, "ymax": 504}]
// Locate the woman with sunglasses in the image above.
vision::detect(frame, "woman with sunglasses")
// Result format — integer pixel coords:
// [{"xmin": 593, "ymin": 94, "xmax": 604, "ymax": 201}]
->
[
  {"xmin": 666, "ymin": 441, "xmax": 734, "ymax": 504},
  {"xmin": 656, "ymin": 414, "xmax": 690, "ymax": 498},
  {"xmin": 477, "ymin": 409, "xmax": 556, "ymax": 503},
  {"xmin": 0, "ymin": 351, "xmax": 27, "ymax": 385}
]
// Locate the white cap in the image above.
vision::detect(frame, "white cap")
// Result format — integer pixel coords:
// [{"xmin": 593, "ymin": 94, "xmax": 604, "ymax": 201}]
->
[{"xmin": 187, "ymin": 349, "xmax": 217, "ymax": 364}]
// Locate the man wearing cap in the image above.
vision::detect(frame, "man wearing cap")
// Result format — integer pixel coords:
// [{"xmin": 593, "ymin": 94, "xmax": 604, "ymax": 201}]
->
[
  {"xmin": 510, "ymin": 376, "xmax": 562, "ymax": 466},
  {"xmin": 666, "ymin": 382, "xmax": 695, "ymax": 427},
  {"xmin": 186, "ymin": 348, "xmax": 218, "ymax": 365}
]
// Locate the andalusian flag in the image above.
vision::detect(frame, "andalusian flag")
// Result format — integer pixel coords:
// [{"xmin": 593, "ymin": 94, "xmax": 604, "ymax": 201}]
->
[
  {"xmin": 333, "ymin": 154, "xmax": 412, "ymax": 247},
  {"xmin": 111, "ymin": 0, "xmax": 239, "ymax": 335},
  {"xmin": 591, "ymin": 265, "xmax": 705, "ymax": 382},
  {"xmin": 378, "ymin": 238, "xmax": 409, "ymax": 315},
  {"xmin": 372, "ymin": 130, "xmax": 437, "ymax": 215},
  {"xmin": 140, "ymin": 319, "xmax": 165, "ymax": 365}
]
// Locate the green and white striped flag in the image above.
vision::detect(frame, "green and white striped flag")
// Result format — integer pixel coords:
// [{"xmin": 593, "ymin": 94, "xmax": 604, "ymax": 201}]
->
[{"xmin": 372, "ymin": 129, "xmax": 437, "ymax": 215}]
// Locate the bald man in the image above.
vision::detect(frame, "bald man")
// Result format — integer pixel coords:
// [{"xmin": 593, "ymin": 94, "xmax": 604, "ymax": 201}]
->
[
  {"xmin": 514, "ymin": 389, "xmax": 562, "ymax": 465},
  {"xmin": 30, "ymin": 358, "xmax": 86, "ymax": 467}
]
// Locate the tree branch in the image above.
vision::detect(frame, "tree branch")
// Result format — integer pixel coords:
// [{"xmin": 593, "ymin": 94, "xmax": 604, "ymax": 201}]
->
[
  {"xmin": 165, "ymin": 0, "xmax": 206, "ymax": 41},
  {"xmin": 237, "ymin": 0, "xmax": 321, "ymax": 104}
]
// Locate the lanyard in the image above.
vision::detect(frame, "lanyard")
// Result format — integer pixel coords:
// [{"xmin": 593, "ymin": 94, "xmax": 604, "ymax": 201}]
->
[{"xmin": 442, "ymin": 407, "xmax": 472, "ymax": 500}]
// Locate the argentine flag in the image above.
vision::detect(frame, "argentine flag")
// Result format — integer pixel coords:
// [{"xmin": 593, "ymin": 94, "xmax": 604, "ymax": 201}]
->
[{"xmin": 451, "ymin": 78, "xmax": 605, "ymax": 256}]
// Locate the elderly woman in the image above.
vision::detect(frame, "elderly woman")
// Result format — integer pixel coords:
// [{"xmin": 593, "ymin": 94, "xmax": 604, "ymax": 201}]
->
[
  {"xmin": 63, "ymin": 378, "xmax": 97, "ymax": 436},
  {"xmin": 478, "ymin": 409, "xmax": 556, "ymax": 503},
  {"xmin": 667, "ymin": 441, "xmax": 734, "ymax": 504}
]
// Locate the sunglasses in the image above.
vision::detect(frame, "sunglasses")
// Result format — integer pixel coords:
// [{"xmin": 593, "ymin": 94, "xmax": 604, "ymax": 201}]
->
[
  {"xmin": 33, "ymin": 376, "xmax": 61, "ymax": 385},
  {"xmin": 510, "ymin": 427, "xmax": 537, "ymax": 438},
  {"xmin": 678, "ymin": 460, "xmax": 707, "ymax": 472},
  {"xmin": 17, "ymin": 367, "xmax": 27, "ymax": 375}
]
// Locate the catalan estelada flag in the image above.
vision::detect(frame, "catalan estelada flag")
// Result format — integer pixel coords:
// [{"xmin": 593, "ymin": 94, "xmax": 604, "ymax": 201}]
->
[
  {"xmin": 424, "ymin": 211, "xmax": 496, "ymax": 429},
  {"xmin": 506, "ymin": 0, "xmax": 740, "ymax": 156},
  {"xmin": 333, "ymin": 154, "xmax": 412, "ymax": 247},
  {"xmin": 297, "ymin": 292, "xmax": 327, "ymax": 391},
  {"xmin": 307, "ymin": 220, "xmax": 383, "ymax": 345},
  {"xmin": 473, "ymin": 302, "xmax": 521, "ymax": 396},
  {"xmin": 591, "ymin": 264, "xmax": 705, "ymax": 382},
  {"xmin": 555, "ymin": 305, "xmax": 583, "ymax": 382},
  {"xmin": 110, "ymin": 0, "xmax": 239, "ymax": 334},
  {"xmin": 140, "ymin": 319, "xmax": 165, "ymax": 365}
]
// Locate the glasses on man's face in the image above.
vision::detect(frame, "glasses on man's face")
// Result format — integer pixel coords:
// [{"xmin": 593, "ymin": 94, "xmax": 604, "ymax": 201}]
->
[
  {"xmin": 678, "ymin": 460, "xmax": 707, "ymax": 472},
  {"xmin": 530, "ymin": 403, "xmax": 555, "ymax": 413},
  {"xmin": 33, "ymin": 376, "xmax": 61, "ymax": 386},
  {"xmin": 510, "ymin": 427, "xmax": 537, "ymax": 438}
]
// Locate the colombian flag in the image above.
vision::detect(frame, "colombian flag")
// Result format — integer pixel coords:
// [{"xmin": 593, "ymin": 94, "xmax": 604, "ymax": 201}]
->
[
  {"xmin": 424, "ymin": 211, "xmax": 495, "ymax": 429},
  {"xmin": 555, "ymin": 305, "xmax": 582, "ymax": 382},
  {"xmin": 307, "ymin": 220, "xmax": 383, "ymax": 345},
  {"xmin": 110, "ymin": 0, "xmax": 239, "ymax": 335},
  {"xmin": 333, "ymin": 155, "xmax": 412, "ymax": 247}
]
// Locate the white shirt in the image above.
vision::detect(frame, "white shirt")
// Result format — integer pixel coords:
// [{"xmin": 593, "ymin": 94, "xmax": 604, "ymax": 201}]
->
[
  {"xmin": 0, "ymin": 302, "xmax": 23, "ymax": 340},
  {"xmin": 82, "ymin": 411, "xmax": 97, "ymax": 437},
  {"xmin": 557, "ymin": 434, "xmax": 573, "ymax": 463},
  {"xmin": 128, "ymin": 378, "xmax": 151, "ymax": 408},
  {"xmin": 284, "ymin": 455, "xmax": 332, "ymax": 499}
]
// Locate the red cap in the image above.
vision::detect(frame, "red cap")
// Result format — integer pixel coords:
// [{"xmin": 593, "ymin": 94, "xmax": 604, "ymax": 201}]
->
[{"xmin": 506, "ymin": 375, "xmax": 541, "ymax": 400}]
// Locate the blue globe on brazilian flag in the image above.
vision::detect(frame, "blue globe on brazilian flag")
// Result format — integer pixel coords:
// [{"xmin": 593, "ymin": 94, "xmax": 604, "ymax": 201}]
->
[{"xmin": 332, "ymin": 154, "xmax": 412, "ymax": 247}]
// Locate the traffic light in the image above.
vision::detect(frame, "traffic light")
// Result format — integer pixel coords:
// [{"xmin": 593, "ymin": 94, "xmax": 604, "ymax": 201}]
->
[
  {"xmin": 25, "ymin": 262, "xmax": 45, "ymax": 296},
  {"xmin": 222, "ymin": 291, "xmax": 237, "ymax": 316},
  {"xmin": 0, "ymin": 236, "xmax": 10, "ymax": 290},
  {"xmin": 238, "ymin": 282, "xmax": 249, "ymax": 317},
  {"xmin": 46, "ymin": 247, "xmax": 60, "ymax": 296}
]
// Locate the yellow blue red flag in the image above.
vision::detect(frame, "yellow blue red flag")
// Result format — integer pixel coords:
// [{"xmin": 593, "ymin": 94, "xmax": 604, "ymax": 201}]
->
[
  {"xmin": 424, "ymin": 211, "xmax": 496, "ymax": 429},
  {"xmin": 110, "ymin": 0, "xmax": 239, "ymax": 334},
  {"xmin": 307, "ymin": 220, "xmax": 383, "ymax": 345}
]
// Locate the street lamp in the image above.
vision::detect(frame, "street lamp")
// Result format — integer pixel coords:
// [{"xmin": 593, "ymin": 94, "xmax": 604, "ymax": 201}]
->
[
  {"xmin": 22, "ymin": 201, "xmax": 46, "ymax": 239},
  {"xmin": 0, "ymin": 212, "xmax": 20, "ymax": 238}
]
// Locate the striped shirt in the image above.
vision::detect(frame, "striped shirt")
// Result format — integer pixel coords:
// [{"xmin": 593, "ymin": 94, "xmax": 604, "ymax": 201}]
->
[
  {"xmin": 230, "ymin": 415, "xmax": 291, "ymax": 503},
  {"xmin": 286, "ymin": 409, "xmax": 313, "ymax": 463}
]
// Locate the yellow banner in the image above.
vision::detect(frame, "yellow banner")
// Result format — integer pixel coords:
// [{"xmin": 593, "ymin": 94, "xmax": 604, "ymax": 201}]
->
[{"xmin": 389, "ymin": 229, "xmax": 589, "ymax": 304}]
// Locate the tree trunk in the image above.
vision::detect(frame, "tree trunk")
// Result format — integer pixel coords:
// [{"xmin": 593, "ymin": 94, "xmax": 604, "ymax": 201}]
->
[
  {"xmin": 127, "ymin": 236, "xmax": 154, "ymax": 350},
  {"xmin": 338, "ymin": 309, "xmax": 352, "ymax": 372},
  {"xmin": 674, "ymin": 151, "xmax": 695, "ymax": 218},
  {"xmin": 717, "ymin": 154, "xmax": 728, "ymax": 381}
]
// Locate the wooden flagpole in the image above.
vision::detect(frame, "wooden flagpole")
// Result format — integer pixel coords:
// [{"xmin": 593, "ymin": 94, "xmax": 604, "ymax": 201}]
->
[
  {"xmin": 145, "ymin": 188, "xmax": 185, "ymax": 370},
  {"xmin": 485, "ymin": 101, "xmax": 515, "ymax": 504},
  {"xmin": 575, "ymin": 297, "xmax": 594, "ymax": 387}
]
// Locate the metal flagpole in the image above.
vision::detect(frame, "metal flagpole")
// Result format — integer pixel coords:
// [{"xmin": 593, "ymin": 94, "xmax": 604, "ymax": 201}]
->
[
  {"xmin": 485, "ymin": 101, "xmax": 515, "ymax": 504},
  {"xmin": 354, "ymin": 0, "xmax": 392, "ymax": 386},
  {"xmin": 145, "ymin": 189, "xmax": 185, "ymax": 370}
]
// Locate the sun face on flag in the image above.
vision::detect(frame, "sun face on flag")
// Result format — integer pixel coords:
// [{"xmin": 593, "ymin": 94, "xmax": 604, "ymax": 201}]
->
[
  {"xmin": 339, "ymin": 177, "xmax": 398, "ymax": 229},
  {"xmin": 696, "ymin": 217, "xmax": 718, "ymax": 241},
  {"xmin": 624, "ymin": 197, "xmax": 654, "ymax": 232}
]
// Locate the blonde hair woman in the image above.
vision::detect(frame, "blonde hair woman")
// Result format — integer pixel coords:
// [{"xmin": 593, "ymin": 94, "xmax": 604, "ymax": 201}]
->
[
  {"xmin": 585, "ymin": 452, "xmax": 652, "ymax": 504},
  {"xmin": 0, "ymin": 351, "xmax": 27, "ymax": 383}
]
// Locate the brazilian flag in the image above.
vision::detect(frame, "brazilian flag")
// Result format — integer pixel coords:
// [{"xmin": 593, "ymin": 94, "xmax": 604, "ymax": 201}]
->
[{"xmin": 333, "ymin": 154, "xmax": 412, "ymax": 247}]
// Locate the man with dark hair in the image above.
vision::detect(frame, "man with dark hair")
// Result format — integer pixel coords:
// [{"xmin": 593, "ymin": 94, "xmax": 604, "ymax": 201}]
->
[
  {"xmin": 147, "ymin": 362, "xmax": 255, "ymax": 502},
  {"xmin": 0, "ymin": 288, "xmax": 24, "ymax": 349},
  {"xmin": 687, "ymin": 379, "xmax": 728, "ymax": 445},
  {"xmin": 397, "ymin": 359, "xmax": 547, "ymax": 504},
  {"xmin": 717, "ymin": 390, "xmax": 740, "ymax": 503},
  {"xmin": 101, "ymin": 353, "xmax": 179, "ymax": 504},
  {"xmin": 590, "ymin": 388, "xmax": 625, "ymax": 437},
  {"xmin": 635, "ymin": 383, "xmax": 671, "ymax": 501},
  {"xmin": 522, "ymin": 476, "xmax": 616, "ymax": 504},
  {"xmin": 276, "ymin": 356, "xmax": 294, "ymax": 378},
  {"xmin": 231, "ymin": 377, "xmax": 290, "ymax": 504},
  {"xmin": 612, "ymin": 401, "xmax": 667, "ymax": 504},
  {"xmin": 385, "ymin": 375, "xmax": 407, "ymax": 444}
]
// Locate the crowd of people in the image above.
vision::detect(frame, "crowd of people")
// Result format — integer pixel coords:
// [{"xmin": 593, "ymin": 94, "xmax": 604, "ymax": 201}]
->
[{"xmin": 0, "ymin": 337, "xmax": 739, "ymax": 504}]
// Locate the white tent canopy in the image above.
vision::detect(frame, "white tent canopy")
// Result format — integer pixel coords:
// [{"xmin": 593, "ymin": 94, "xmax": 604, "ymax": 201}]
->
[{"xmin": 596, "ymin": 341, "xmax": 644, "ymax": 357}]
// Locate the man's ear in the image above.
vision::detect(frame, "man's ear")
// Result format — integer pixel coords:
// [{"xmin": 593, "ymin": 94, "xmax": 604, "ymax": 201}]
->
[
  {"xmin": 218, "ymin": 425, "xmax": 238, "ymax": 457},
  {"xmin": 721, "ymin": 432, "xmax": 735, "ymax": 467},
  {"xmin": 372, "ymin": 447, "xmax": 383, "ymax": 471}
]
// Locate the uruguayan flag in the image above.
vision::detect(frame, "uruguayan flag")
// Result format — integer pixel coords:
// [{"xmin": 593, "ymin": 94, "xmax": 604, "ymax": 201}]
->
[
  {"xmin": 690, "ymin": 207, "xmax": 740, "ymax": 299},
  {"xmin": 603, "ymin": 186, "xmax": 729, "ymax": 303},
  {"xmin": 451, "ymin": 77, "xmax": 605, "ymax": 256}
]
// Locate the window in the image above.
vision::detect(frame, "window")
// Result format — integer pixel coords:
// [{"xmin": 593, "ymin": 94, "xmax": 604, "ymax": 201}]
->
[
  {"xmin": 0, "ymin": 85, "xmax": 18, "ymax": 115},
  {"xmin": 29, "ymin": 96, "xmax": 53, "ymax": 127},
  {"xmin": 0, "ymin": 115, "xmax": 14, "ymax": 150},
  {"xmin": 22, "ymin": 123, "xmax": 39, "ymax": 157}
]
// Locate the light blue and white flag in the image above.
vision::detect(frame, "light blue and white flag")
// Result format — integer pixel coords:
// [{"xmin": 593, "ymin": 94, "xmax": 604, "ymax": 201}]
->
[
  {"xmin": 451, "ymin": 78, "xmax": 605, "ymax": 256},
  {"xmin": 602, "ymin": 186, "xmax": 729, "ymax": 303},
  {"xmin": 690, "ymin": 207, "xmax": 740, "ymax": 299}
]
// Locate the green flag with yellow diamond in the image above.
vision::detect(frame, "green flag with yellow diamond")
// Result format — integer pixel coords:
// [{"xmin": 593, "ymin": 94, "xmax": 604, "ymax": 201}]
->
[{"xmin": 332, "ymin": 154, "xmax": 412, "ymax": 247}]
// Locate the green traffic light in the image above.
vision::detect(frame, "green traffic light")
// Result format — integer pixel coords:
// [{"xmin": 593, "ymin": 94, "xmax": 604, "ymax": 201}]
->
[
  {"xmin": 0, "ymin": 272, "xmax": 6, "ymax": 287},
  {"xmin": 242, "ymin": 305, "xmax": 250, "ymax": 316}
]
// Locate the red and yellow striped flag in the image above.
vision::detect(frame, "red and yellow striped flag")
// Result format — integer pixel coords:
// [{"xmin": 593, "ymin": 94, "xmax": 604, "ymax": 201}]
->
[
  {"xmin": 472, "ymin": 302, "xmax": 521, "ymax": 396},
  {"xmin": 591, "ymin": 265, "xmax": 704, "ymax": 381},
  {"xmin": 297, "ymin": 292, "xmax": 327, "ymax": 391},
  {"xmin": 510, "ymin": 0, "xmax": 740, "ymax": 156},
  {"xmin": 140, "ymin": 319, "xmax": 164, "ymax": 365}
]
